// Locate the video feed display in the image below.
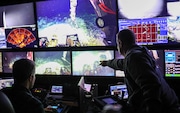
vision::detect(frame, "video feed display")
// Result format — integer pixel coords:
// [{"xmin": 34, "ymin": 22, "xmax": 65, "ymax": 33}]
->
[
  {"xmin": 2, "ymin": 51, "xmax": 33, "ymax": 73},
  {"xmin": 109, "ymin": 84, "xmax": 128, "ymax": 99},
  {"xmin": 5, "ymin": 26, "xmax": 38, "ymax": 48},
  {"xmin": 118, "ymin": 17, "xmax": 168, "ymax": 45},
  {"xmin": 0, "ymin": 78, "xmax": 14, "ymax": 90},
  {"xmin": 165, "ymin": 49, "xmax": 180, "ymax": 77},
  {"xmin": 0, "ymin": 2, "xmax": 38, "ymax": 48},
  {"xmin": 167, "ymin": 0, "xmax": 180, "ymax": 17},
  {"xmin": 117, "ymin": 0, "xmax": 168, "ymax": 19},
  {"xmin": 72, "ymin": 50, "xmax": 115, "ymax": 76},
  {"xmin": 36, "ymin": 0, "xmax": 117, "ymax": 47},
  {"xmin": 167, "ymin": 16, "xmax": 180, "ymax": 44},
  {"xmin": 34, "ymin": 51, "xmax": 71, "ymax": 75}
]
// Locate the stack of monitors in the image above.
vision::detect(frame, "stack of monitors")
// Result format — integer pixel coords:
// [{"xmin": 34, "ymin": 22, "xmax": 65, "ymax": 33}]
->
[
  {"xmin": 0, "ymin": 2, "xmax": 38, "ymax": 48},
  {"xmin": 72, "ymin": 50, "xmax": 115, "ymax": 76},
  {"xmin": 165, "ymin": 49, "xmax": 180, "ymax": 77},
  {"xmin": 117, "ymin": 0, "xmax": 180, "ymax": 46},
  {"xmin": 0, "ymin": 50, "xmax": 116, "ymax": 76}
]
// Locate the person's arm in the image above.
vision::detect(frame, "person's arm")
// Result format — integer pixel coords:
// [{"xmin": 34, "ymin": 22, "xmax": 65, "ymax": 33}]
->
[
  {"xmin": 100, "ymin": 59, "xmax": 124, "ymax": 70},
  {"xmin": 127, "ymin": 53, "xmax": 162, "ymax": 113}
]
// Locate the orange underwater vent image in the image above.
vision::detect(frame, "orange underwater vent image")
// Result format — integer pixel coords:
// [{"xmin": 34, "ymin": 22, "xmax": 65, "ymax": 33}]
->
[{"xmin": 6, "ymin": 28, "xmax": 36, "ymax": 48}]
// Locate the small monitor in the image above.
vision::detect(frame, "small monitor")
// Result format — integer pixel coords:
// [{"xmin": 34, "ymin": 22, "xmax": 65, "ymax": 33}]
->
[
  {"xmin": 109, "ymin": 84, "xmax": 128, "ymax": 100},
  {"xmin": 34, "ymin": 51, "xmax": 71, "ymax": 75},
  {"xmin": 72, "ymin": 50, "xmax": 115, "ymax": 76},
  {"xmin": 0, "ymin": 78, "xmax": 14, "ymax": 90},
  {"xmin": 165, "ymin": 49, "xmax": 180, "ymax": 77},
  {"xmin": 50, "ymin": 85, "xmax": 63, "ymax": 95}
]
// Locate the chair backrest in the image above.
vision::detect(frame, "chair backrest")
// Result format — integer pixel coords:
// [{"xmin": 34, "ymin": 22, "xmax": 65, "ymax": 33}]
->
[{"xmin": 0, "ymin": 91, "xmax": 15, "ymax": 113}]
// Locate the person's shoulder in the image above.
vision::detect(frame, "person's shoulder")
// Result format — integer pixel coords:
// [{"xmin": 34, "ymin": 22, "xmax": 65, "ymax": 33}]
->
[{"xmin": 127, "ymin": 46, "xmax": 144, "ymax": 57}]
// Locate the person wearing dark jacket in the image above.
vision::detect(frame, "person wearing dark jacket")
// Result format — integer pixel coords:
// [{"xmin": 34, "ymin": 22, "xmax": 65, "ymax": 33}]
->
[
  {"xmin": 100, "ymin": 29, "xmax": 180, "ymax": 113},
  {"xmin": 2, "ymin": 59, "xmax": 45, "ymax": 113}
]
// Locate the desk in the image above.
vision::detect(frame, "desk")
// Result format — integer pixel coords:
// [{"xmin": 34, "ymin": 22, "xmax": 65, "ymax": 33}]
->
[{"xmin": 45, "ymin": 93, "xmax": 79, "ymax": 113}]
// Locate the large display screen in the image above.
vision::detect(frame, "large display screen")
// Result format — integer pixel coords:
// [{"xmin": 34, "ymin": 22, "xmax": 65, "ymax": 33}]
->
[
  {"xmin": 119, "ymin": 16, "xmax": 180, "ymax": 46},
  {"xmin": 2, "ymin": 51, "xmax": 33, "ymax": 73},
  {"xmin": 165, "ymin": 49, "xmax": 180, "ymax": 77},
  {"xmin": 0, "ymin": 2, "xmax": 38, "ymax": 48},
  {"xmin": 72, "ymin": 50, "xmax": 115, "ymax": 76},
  {"xmin": 118, "ymin": 17, "xmax": 168, "ymax": 45},
  {"xmin": 117, "ymin": 0, "xmax": 168, "ymax": 19},
  {"xmin": 36, "ymin": 0, "xmax": 117, "ymax": 47},
  {"xmin": 34, "ymin": 51, "xmax": 71, "ymax": 75}
]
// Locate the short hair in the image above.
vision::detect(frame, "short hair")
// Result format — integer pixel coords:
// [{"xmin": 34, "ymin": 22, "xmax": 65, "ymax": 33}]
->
[
  {"xmin": 12, "ymin": 59, "xmax": 35, "ymax": 83},
  {"xmin": 117, "ymin": 29, "xmax": 136, "ymax": 46}
]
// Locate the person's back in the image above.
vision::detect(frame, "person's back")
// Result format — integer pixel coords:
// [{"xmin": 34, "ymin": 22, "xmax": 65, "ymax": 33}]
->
[
  {"xmin": 2, "ymin": 59, "xmax": 45, "ymax": 113},
  {"xmin": 100, "ymin": 29, "xmax": 180, "ymax": 113},
  {"xmin": 124, "ymin": 45, "xmax": 180, "ymax": 113},
  {"xmin": 2, "ymin": 85, "xmax": 45, "ymax": 113}
]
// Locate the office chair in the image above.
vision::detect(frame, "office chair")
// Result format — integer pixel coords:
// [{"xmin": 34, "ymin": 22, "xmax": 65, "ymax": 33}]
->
[{"xmin": 0, "ymin": 91, "xmax": 15, "ymax": 113}]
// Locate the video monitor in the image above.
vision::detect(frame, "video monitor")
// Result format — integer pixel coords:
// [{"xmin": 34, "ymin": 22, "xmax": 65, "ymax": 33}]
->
[
  {"xmin": 0, "ymin": 2, "xmax": 38, "ymax": 48},
  {"xmin": 2, "ymin": 51, "xmax": 33, "ymax": 73},
  {"xmin": 72, "ymin": 50, "xmax": 115, "ymax": 76},
  {"xmin": 5, "ymin": 26, "xmax": 38, "ymax": 48},
  {"xmin": 118, "ymin": 17, "xmax": 168, "ymax": 46},
  {"xmin": 167, "ymin": 16, "xmax": 180, "ymax": 44},
  {"xmin": 36, "ymin": 0, "xmax": 117, "ymax": 47},
  {"xmin": 167, "ymin": 0, "xmax": 180, "ymax": 17},
  {"xmin": 109, "ymin": 84, "xmax": 128, "ymax": 100},
  {"xmin": 117, "ymin": 0, "xmax": 168, "ymax": 19},
  {"xmin": 34, "ymin": 51, "xmax": 71, "ymax": 75},
  {"xmin": 0, "ymin": 78, "xmax": 14, "ymax": 90},
  {"xmin": 165, "ymin": 49, "xmax": 180, "ymax": 77}
]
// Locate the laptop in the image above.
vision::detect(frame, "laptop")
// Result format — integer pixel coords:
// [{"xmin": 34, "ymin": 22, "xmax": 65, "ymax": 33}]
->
[{"xmin": 109, "ymin": 84, "xmax": 128, "ymax": 100}]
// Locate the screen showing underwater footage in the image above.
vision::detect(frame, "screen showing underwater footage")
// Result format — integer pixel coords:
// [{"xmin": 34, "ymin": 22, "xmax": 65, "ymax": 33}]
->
[
  {"xmin": 72, "ymin": 50, "xmax": 115, "ymax": 76},
  {"xmin": 2, "ymin": 51, "xmax": 33, "ymax": 73},
  {"xmin": 36, "ymin": 0, "xmax": 117, "ymax": 47},
  {"xmin": 34, "ymin": 51, "xmax": 71, "ymax": 75}
]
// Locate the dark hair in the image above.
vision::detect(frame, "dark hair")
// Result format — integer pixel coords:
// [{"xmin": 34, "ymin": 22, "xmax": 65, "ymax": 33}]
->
[
  {"xmin": 12, "ymin": 59, "xmax": 35, "ymax": 83},
  {"xmin": 117, "ymin": 29, "xmax": 136, "ymax": 46}
]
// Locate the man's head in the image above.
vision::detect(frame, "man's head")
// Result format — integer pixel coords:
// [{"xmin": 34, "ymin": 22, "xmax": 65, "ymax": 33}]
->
[
  {"xmin": 12, "ymin": 59, "xmax": 36, "ymax": 89},
  {"xmin": 116, "ymin": 29, "xmax": 136, "ymax": 56}
]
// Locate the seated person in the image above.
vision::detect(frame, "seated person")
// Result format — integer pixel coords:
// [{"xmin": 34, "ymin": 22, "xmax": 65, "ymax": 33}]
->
[{"xmin": 2, "ymin": 59, "xmax": 54, "ymax": 113}]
